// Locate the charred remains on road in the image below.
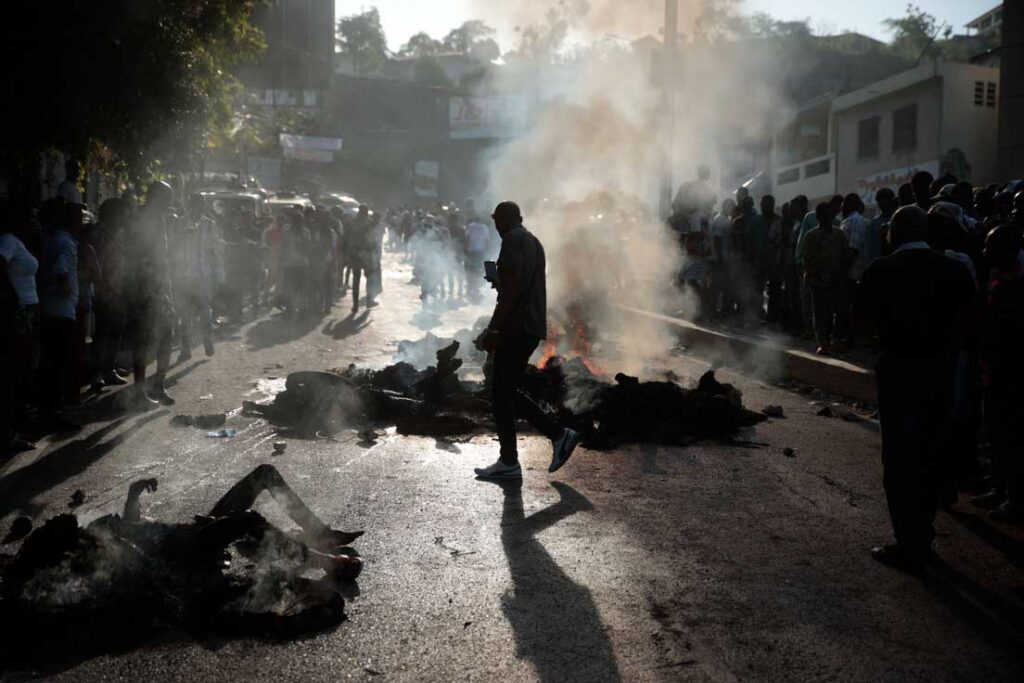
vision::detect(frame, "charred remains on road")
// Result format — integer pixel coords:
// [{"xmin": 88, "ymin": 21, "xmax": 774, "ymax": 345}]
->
[
  {"xmin": 243, "ymin": 341, "xmax": 766, "ymax": 448},
  {"xmin": 0, "ymin": 466, "xmax": 362, "ymax": 674}
]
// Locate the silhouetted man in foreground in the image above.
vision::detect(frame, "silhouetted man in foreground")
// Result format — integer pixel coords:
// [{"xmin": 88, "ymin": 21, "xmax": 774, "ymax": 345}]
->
[
  {"xmin": 474, "ymin": 201, "xmax": 581, "ymax": 480},
  {"xmin": 854, "ymin": 206, "xmax": 976, "ymax": 572}
]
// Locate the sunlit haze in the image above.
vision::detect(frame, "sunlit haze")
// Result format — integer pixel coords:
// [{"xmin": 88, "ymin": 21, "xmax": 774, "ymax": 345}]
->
[{"xmin": 335, "ymin": 0, "xmax": 998, "ymax": 51}]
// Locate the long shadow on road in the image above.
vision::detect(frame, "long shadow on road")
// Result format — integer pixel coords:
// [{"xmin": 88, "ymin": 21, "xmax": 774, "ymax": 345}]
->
[
  {"xmin": 495, "ymin": 479, "xmax": 621, "ymax": 683},
  {"xmin": 0, "ymin": 410, "xmax": 167, "ymax": 517},
  {"xmin": 246, "ymin": 313, "xmax": 321, "ymax": 350},
  {"xmin": 322, "ymin": 311, "xmax": 371, "ymax": 341}
]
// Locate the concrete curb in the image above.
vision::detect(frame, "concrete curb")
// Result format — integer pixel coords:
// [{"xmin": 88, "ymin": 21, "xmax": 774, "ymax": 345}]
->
[{"xmin": 618, "ymin": 306, "xmax": 878, "ymax": 405}]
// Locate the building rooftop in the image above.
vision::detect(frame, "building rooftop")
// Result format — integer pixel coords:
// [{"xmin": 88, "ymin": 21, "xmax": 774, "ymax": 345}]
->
[
  {"xmin": 830, "ymin": 61, "xmax": 998, "ymax": 113},
  {"xmin": 965, "ymin": 4, "xmax": 1003, "ymax": 33}
]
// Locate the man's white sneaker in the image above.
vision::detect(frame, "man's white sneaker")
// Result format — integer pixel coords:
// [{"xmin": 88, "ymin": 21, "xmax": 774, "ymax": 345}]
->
[
  {"xmin": 474, "ymin": 460, "xmax": 523, "ymax": 480},
  {"xmin": 549, "ymin": 428, "xmax": 582, "ymax": 473}
]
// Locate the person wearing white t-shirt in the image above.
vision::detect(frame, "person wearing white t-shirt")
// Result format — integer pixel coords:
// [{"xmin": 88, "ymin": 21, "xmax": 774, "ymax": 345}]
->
[
  {"xmin": 0, "ymin": 229, "xmax": 39, "ymax": 308},
  {"xmin": 1, "ymin": 215, "xmax": 40, "ymax": 453}
]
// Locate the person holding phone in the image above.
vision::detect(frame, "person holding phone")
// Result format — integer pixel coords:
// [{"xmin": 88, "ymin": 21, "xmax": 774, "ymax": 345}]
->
[{"xmin": 473, "ymin": 201, "xmax": 581, "ymax": 480}]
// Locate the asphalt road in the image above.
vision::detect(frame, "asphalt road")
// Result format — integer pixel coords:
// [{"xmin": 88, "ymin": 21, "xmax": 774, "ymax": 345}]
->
[{"xmin": 2, "ymin": 251, "xmax": 1022, "ymax": 681}]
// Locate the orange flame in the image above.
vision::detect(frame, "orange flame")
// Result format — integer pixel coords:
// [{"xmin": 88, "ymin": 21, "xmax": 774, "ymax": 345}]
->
[
  {"xmin": 538, "ymin": 339, "xmax": 559, "ymax": 369},
  {"xmin": 538, "ymin": 317, "xmax": 605, "ymax": 375}
]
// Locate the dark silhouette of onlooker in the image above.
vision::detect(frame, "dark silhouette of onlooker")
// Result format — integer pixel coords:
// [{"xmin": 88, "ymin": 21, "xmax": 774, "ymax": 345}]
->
[
  {"xmin": 798, "ymin": 202, "xmax": 847, "ymax": 355},
  {"xmin": 974, "ymin": 224, "xmax": 1024, "ymax": 523},
  {"xmin": 92, "ymin": 198, "xmax": 129, "ymax": 387},
  {"xmin": 125, "ymin": 182, "xmax": 176, "ymax": 408},
  {"xmin": 854, "ymin": 206, "xmax": 977, "ymax": 571},
  {"xmin": 37, "ymin": 199, "xmax": 80, "ymax": 428},
  {"xmin": 912, "ymin": 170, "xmax": 935, "ymax": 212}
]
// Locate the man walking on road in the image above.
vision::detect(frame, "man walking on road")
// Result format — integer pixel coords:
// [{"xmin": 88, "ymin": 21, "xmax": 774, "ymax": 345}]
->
[
  {"xmin": 854, "ymin": 206, "xmax": 977, "ymax": 572},
  {"xmin": 474, "ymin": 201, "xmax": 581, "ymax": 481}
]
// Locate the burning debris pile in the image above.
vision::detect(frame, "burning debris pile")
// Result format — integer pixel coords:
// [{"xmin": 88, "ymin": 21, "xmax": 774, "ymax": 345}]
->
[{"xmin": 245, "ymin": 341, "xmax": 765, "ymax": 448}]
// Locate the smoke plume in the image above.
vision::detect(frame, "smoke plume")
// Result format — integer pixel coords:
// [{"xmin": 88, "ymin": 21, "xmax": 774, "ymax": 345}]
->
[{"xmin": 470, "ymin": 0, "xmax": 792, "ymax": 376}]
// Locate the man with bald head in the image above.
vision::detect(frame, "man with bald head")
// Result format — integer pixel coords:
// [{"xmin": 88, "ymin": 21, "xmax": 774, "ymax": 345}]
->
[
  {"xmin": 473, "ymin": 201, "xmax": 581, "ymax": 481},
  {"xmin": 854, "ymin": 206, "xmax": 977, "ymax": 571}
]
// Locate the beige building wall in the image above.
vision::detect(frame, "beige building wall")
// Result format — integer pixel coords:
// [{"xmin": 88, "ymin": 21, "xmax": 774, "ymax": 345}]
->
[
  {"xmin": 941, "ymin": 63, "xmax": 1001, "ymax": 185},
  {"xmin": 834, "ymin": 77, "xmax": 943, "ymax": 196}
]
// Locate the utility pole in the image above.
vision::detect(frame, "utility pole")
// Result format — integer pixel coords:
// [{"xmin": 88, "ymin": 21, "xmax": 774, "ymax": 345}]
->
[{"xmin": 659, "ymin": 0, "xmax": 678, "ymax": 221}]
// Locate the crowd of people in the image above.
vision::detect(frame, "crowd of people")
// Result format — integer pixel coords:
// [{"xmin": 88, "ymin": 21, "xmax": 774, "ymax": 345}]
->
[
  {"xmin": 670, "ymin": 167, "xmax": 1024, "ymax": 543},
  {"xmin": 672, "ymin": 168, "xmax": 1024, "ymax": 351},
  {"xmin": 386, "ymin": 203, "xmax": 498, "ymax": 306},
  {"xmin": 0, "ymin": 182, "xmax": 388, "ymax": 455}
]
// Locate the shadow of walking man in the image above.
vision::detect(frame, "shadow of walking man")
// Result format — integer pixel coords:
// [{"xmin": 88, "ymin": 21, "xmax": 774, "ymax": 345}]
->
[{"xmin": 497, "ymin": 479, "xmax": 621, "ymax": 682}]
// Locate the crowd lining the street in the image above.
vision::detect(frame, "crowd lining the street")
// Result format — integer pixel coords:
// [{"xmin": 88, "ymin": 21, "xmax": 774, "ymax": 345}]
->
[
  {"xmin": 0, "ymin": 181, "xmax": 496, "ymax": 458},
  {"xmin": 669, "ymin": 166, "xmax": 1024, "ymax": 550}
]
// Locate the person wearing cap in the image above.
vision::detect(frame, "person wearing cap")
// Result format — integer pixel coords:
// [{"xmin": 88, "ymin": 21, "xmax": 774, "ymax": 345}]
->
[
  {"xmin": 473, "ymin": 201, "xmax": 581, "ymax": 480},
  {"xmin": 854, "ymin": 206, "xmax": 977, "ymax": 572}
]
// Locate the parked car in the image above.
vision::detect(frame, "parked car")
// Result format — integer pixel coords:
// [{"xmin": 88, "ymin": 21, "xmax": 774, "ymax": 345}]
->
[
  {"xmin": 315, "ymin": 192, "xmax": 361, "ymax": 217},
  {"xmin": 267, "ymin": 191, "xmax": 313, "ymax": 216},
  {"xmin": 199, "ymin": 190, "xmax": 267, "ymax": 220}
]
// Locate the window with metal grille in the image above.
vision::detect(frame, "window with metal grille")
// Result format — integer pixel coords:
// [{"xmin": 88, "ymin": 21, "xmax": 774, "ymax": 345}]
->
[
  {"xmin": 777, "ymin": 168, "xmax": 800, "ymax": 185},
  {"xmin": 805, "ymin": 158, "xmax": 831, "ymax": 177},
  {"xmin": 987, "ymin": 82, "xmax": 997, "ymax": 108},
  {"xmin": 975, "ymin": 81, "xmax": 985, "ymax": 106},
  {"xmin": 857, "ymin": 116, "xmax": 880, "ymax": 160},
  {"xmin": 892, "ymin": 104, "xmax": 917, "ymax": 154}
]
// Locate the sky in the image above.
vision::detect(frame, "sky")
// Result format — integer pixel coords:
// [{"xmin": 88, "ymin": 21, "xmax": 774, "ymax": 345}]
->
[{"xmin": 334, "ymin": 0, "xmax": 997, "ymax": 51}]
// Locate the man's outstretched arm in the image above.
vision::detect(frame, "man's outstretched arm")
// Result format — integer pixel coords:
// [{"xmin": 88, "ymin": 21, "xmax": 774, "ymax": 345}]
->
[{"xmin": 123, "ymin": 478, "xmax": 158, "ymax": 523}]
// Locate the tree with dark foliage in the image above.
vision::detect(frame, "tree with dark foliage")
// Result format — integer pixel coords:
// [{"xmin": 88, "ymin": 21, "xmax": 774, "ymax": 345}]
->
[{"xmin": 1, "ymin": 0, "xmax": 266, "ymax": 184}]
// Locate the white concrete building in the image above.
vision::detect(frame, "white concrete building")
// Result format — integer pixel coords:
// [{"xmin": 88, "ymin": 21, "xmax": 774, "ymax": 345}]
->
[
  {"xmin": 771, "ymin": 61, "xmax": 1001, "ymax": 206},
  {"xmin": 831, "ymin": 61, "xmax": 1000, "ymax": 204}
]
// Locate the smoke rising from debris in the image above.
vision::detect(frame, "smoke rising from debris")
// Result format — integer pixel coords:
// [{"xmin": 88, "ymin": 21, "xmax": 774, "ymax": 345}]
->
[{"xmin": 471, "ymin": 0, "xmax": 792, "ymax": 376}]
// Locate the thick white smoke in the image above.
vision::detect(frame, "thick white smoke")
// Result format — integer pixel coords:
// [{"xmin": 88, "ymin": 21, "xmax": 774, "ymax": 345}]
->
[{"xmin": 470, "ymin": 0, "xmax": 793, "ymax": 375}]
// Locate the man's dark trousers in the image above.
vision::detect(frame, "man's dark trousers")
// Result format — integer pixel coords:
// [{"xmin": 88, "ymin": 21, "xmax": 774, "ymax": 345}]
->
[
  {"xmin": 492, "ymin": 333, "xmax": 562, "ymax": 464},
  {"xmin": 876, "ymin": 353, "xmax": 956, "ymax": 555}
]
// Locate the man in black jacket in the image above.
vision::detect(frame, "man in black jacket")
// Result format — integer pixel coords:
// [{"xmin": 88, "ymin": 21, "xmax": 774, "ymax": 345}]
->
[
  {"xmin": 474, "ymin": 201, "xmax": 581, "ymax": 480},
  {"xmin": 854, "ymin": 206, "xmax": 977, "ymax": 571}
]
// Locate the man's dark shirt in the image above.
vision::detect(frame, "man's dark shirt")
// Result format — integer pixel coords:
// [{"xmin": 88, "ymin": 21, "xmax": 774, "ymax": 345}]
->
[
  {"xmin": 984, "ymin": 269, "xmax": 1024, "ymax": 394},
  {"xmin": 854, "ymin": 244, "xmax": 976, "ymax": 357},
  {"xmin": 494, "ymin": 225, "xmax": 546, "ymax": 339}
]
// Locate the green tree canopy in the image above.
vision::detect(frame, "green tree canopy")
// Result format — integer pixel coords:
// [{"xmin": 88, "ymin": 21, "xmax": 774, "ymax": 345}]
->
[
  {"xmin": 883, "ymin": 4, "xmax": 950, "ymax": 61},
  {"xmin": 2, "ymin": 0, "xmax": 265, "ymax": 182},
  {"xmin": 336, "ymin": 7, "xmax": 389, "ymax": 76},
  {"xmin": 400, "ymin": 32, "xmax": 443, "ymax": 58},
  {"xmin": 443, "ymin": 20, "xmax": 500, "ymax": 62}
]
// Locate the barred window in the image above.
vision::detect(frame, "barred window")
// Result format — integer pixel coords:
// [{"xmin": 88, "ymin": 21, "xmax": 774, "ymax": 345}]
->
[
  {"xmin": 986, "ymin": 82, "xmax": 997, "ymax": 108},
  {"xmin": 857, "ymin": 116, "xmax": 880, "ymax": 160},
  {"xmin": 777, "ymin": 168, "xmax": 800, "ymax": 185},
  {"xmin": 892, "ymin": 104, "xmax": 917, "ymax": 154}
]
